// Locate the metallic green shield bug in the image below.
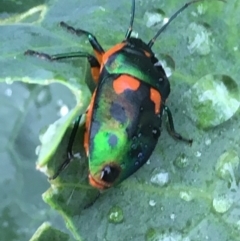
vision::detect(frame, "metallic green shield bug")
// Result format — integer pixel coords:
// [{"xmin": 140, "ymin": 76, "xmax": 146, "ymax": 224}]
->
[{"xmin": 25, "ymin": 0, "xmax": 203, "ymax": 189}]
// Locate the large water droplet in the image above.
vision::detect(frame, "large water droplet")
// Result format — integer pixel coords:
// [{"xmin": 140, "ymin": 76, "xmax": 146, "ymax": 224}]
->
[
  {"xmin": 150, "ymin": 171, "xmax": 169, "ymax": 186},
  {"xmin": 155, "ymin": 54, "xmax": 175, "ymax": 77},
  {"xmin": 187, "ymin": 22, "xmax": 212, "ymax": 55},
  {"xmin": 108, "ymin": 206, "xmax": 124, "ymax": 224},
  {"xmin": 215, "ymin": 150, "xmax": 239, "ymax": 191},
  {"xmin": 212, "ymin": 195, "xmax": 233, "ymax": 213},
  {"xmin": 183, "ymin": 74, "xmax": 240, "ymax": 129},
  {"xmin": 144, "ymin": 9, "xmax": 165, "ymax": 28}
]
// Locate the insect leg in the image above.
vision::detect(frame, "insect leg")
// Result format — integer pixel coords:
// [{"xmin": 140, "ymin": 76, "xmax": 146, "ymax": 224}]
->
[
  {"xmin": 24, "ymin": 50, "xmax": 100, "ymax": 82},
  {"xmin": 49, "ymin": 115, "xmax": 82, "ymax": 180},
  {"xmin": 164, "ymin": 105, "xmax": 193, "ymax": 145},
  {"xmin": 60, "ymin": 21, "xmax": 104, "ymax": 62}
]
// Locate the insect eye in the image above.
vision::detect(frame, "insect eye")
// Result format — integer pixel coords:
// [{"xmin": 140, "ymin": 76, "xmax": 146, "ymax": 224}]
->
[{"xmin": 101, "ymin": 165, "xmax": 120, "ymax": 183}]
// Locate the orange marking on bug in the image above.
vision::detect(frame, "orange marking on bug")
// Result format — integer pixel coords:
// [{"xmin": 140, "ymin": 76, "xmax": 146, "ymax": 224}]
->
[
  {"xmin": 84, "ymin": 90, "xmax": 97, "ymax": 156},
  {"xmin": 88, "ymin": 174, "xmax": 111, "ymax": 189},
  {"xmin": 144, "ymin": 50, "xmax": 151, "ymax": 57},
  {"xmin": 94, "ymin": 50, "xmax": 103, "ymax": 64},
  {"xmin": 91, "ymin": 66, "xmax": 100, "ymax": 83},
  {"xmin": 150, "ymin": 88, "xmax": 161, "ymax": 114},
  {"xmin": 100, "ymin": 42, "xmax": 126, "ymax": 72},
  {"xmin": 113, "ymin": 75, "xmax": 140, "ymax": 94}
]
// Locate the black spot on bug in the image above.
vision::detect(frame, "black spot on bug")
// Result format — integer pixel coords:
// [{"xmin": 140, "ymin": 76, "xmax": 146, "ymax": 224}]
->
[
  {"xmin": 110, "ymin": 102, "xmax": 127, "ymax": 124},
  {"xmin": 90, "ymin": 120, "xmax": 101, "ymax": 139},
  {"xmin": 108, "ymin": 134, "xmax": 118, "ymax": 147},
  {"xmin": 101, "ymin": 165, "xmax": 120, "ymax": 183}
]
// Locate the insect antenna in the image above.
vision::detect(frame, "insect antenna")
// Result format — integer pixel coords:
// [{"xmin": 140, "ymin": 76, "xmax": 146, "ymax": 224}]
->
[
  {"xmin": 125, "ymin": 0, "xmax": 136, "ymax": 39},
  {"xmin": 148, "ymin": 0, "xmax": 203, "ymax": 48}
]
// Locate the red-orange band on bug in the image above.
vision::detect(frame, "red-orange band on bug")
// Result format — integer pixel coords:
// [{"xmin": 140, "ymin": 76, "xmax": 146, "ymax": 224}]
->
[
  {"xmin": 94, "ymin": 50, "xmax": 103, "ymax": 64},
  {"xmin": 113, "ymin": 75, "xmax": 140, "ymax": 94},
  {"xmin": 84, "ymin": 90, "xmax": 97, "ymax": 156},
  {"xmin": 100, "ymin": 42, "xmax": 126, "ymax": 72},
  {"xmin": 150, "ymin": 88, "xmax": 161, "ymax": 114},
  {"xmin": 144, "ymin": 50, "xmax": 151, "ymax": 57},
  {"xmin": 91, "ymin": 66, "xmax": 100, "ymax": 83},
  {"xmin": 88, "ymin": 173, "xmax": 111, "ymax": 190},
  {"xmin": 102, "ymin": 42, "xmax": 126, "ymax": 64}
]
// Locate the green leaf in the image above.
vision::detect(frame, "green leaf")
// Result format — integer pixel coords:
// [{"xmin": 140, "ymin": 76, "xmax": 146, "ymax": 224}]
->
[
  {"xmin": 1, "ymin": 0, "xmax": 240, "ymax": 241},
  {"xmin": 29, "ymin": 222, "xmax": 70, "ymax": 241}
]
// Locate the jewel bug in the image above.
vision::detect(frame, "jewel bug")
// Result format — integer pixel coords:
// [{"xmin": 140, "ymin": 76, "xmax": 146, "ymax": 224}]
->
[{"xmin": 25, "ymin": 0, "xmax": 202, "ymax": 189}]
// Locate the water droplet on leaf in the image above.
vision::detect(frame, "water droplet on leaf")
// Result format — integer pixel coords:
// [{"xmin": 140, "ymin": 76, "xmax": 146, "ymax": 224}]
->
[
  {"xmin": 143, "ymin": 9, "xmax": 165, "ymax": 28},
  {"xmin": 183, "ymin": 75, "xmax": 240, "ymax": 129},
  {"xmin": 150, "ymin": 171, "xmax": 169, "ymax": 186},
  {"xmin": 212, "ymin": 195, "xmax": 233, "ymax": 213},
  {"xmin": 215, "ymin": 150, "xmax": 239, "ymax": 191},
  {"xmin": 179, "ymin": 191, "xmax": 193, "ymax": 202},
  {"xmin": 174, "ymin": 154, "xmax": 189, "ymax": 168},
  {"xmin": 108, "ymin": 206, "xmax": 124, "ymax": 224},
  {"xmin": 187, "ymin": 22, "xmax": 212, "ymax": 55}
]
